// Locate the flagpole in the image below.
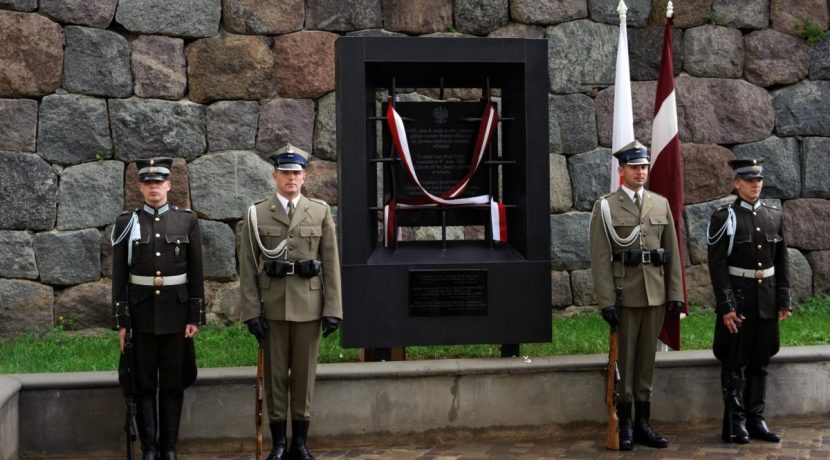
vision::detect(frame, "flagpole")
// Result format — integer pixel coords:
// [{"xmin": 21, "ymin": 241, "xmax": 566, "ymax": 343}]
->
[{"xmin": 610, "ymin": 0, "xmax": 634, "ymax": 192}]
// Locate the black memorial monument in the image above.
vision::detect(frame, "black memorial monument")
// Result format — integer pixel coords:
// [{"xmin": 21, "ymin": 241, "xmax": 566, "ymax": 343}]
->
[{"xmin": 336, "ymin": 37, "xmax": 551, "ymax": 349}]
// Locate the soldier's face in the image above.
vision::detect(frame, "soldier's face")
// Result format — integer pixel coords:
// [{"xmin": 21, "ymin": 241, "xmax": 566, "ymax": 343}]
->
[
  {"xmin": 273, "ymin": 169, "xmax": 305, "ymax": 199},
  {"xmin": 619, "ymin": 164, "xmax": 649, "ymax": 190},
  {"xmin": 139, "ymin": 179, "xmax": 170, "ymax": 207},
  {"xmin": 734, "ymin": 177, "xmax": 763, "ymax": 202}
]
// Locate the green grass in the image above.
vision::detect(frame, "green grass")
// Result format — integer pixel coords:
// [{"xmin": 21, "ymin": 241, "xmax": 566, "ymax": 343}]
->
[{"xmin": 2, "ymin": 297, "xmax": 828, "ymax": 374}]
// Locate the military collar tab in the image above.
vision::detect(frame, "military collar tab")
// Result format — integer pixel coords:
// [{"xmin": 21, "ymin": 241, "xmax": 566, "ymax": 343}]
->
[
  {"xmin": 739, "ymin": 200, "xmax": 761, "ymax": 211},
  {"xmin": 143, "ymin": 203, "xmax": 170, "ymax": 216}
]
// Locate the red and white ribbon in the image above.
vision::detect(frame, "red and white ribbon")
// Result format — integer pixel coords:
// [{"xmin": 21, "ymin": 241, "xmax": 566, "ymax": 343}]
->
[{"xmin": 384, "ymin": 97, "xmax": 506, "ymax": 246}]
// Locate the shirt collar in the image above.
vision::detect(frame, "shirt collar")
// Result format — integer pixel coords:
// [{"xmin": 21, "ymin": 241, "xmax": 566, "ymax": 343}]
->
[
  {"xmin": 276, "ymin": 194, "xmax": 300, "ymax": 214},
  {"xmin": 738, "ymin": 199, "xmax": 762, "ymax": 211},
  {"xmin": 620, "ymin": 185, "xmax": 642, "ymax": 203},
  {"xmin": 143, "ymin": 203, "xmax": 170, "ymax": 216}
]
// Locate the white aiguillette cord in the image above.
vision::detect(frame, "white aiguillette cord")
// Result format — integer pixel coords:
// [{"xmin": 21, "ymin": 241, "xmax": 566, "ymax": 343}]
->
[
  {"xmin": 247, "ymin": 204, "xmax": 288, "ymax": 267},
  {"xmin": 599, "ymin": 198, "xmax": 641, "ymax": 261}
]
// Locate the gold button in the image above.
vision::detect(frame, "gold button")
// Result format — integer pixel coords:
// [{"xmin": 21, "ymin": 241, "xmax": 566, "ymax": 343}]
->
[
  {"xmin": 134, "ymin": 241, "xmax": 139, "ymax": 245},
  {"xmin": 155, "ymin": 217, "xmax": 160, "ymax": 221},
  {"xmin": 756, "ymin": 227, "xmax": 761, "ymax": 231},
  {"xmin": 757, "ymin": 279, "xmax": 762, "ymax": 284},
  {"xmin": 155, "ymin": 290, "xmax": 161, "ymax": 295},
  {"xmin": 155, "ymin": 233, "xmax": 160, "ymax": 238},
  {"xmin": 753, "ymin": 212, "xmax": 757, "ymax": 216},
  {"xmin": 156, "ymin": 271, "xmax": 161, "ymax": 275},
  {"xmin": 156, "ymin": 252, "xmax": 161, "ymax": 256},
  {"xmin": 757, "ymin": 263, "xmax": 762, "ymax": 267},
  {"xmin": 757, "ymin": 245, "xmax": 762, "ymax": 250}
]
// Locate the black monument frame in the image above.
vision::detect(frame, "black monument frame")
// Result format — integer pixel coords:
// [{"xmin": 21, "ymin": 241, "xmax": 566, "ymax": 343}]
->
[{"xmin": 336, "ymin": 37, "xmax": 551, "ymax": 348}]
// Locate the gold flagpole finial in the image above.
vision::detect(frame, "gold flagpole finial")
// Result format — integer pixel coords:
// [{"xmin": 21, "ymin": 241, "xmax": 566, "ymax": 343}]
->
[{"xmin": 666, "ymin": 1, "xmax": 674, "ymax": 18}]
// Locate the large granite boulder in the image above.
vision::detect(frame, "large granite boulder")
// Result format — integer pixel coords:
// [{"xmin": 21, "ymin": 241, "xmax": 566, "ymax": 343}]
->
[
  {"xmin": 206, "ymin": 101, "xmax": 259, "ymax": 152},
  {"xmin": 683, "ymin": 25, "xmax": 743, "ymax": 78},
  {"xmin": 37, "ymin": 93, "xmax": 112, "ymax": 165},
  {"xmin": 551, "ymin": 94, "xmax": 597, "ymax": 154},
  {"xmin": 189, "ymin": 151, "xmax": 276, "ymax": 221},
  {"xmin": 101, "ymin": 224, "xmax": 114, "ymax": 278},
  {"xmin": 772, "ymin": 81, "xmax": 830, "ymax": 136},
  {"xmin": 547, "ymin": 20, "xmax": 617, "ymax": 93},
  {"xmin": 807, "ymin": 250, "xmax": 830, "ymax": 297},
  {"xmin": 0, "ymin": 11, "xmax": 63, "ymax": 97},
  {"xmin": 0, "ymin": 0, "xmax": 36, "ymax": 11},
  {"xmin": 306, "ymin": 0, "xmax": 381, "ymax": 32},
  {"xmin": 63, "ymin": 26, "xmax": 132, "ymax": 98},
  {"xmin": 810, "ymin": 36, "xmax": 830, "ymax": 80},
  {"xmin": 550, "ymin": 270, "xmax": 572, "ymax": 308},
  {"xmin": 744, "ymin": 29, "xmax": 810, "ymax": 87},
  {"xmin": 34, "ymin": 228, "xmax": 101, "ymax": 285},
  {"xmin": 54, "ymin": 279, "xmax": 111, "ymax": 330},
  {"xmin": 784, "ymin": 199, "xmax": 830, "ymax": 251},
  {"xmin": 223, "ymin": 0, "xmax": 304, "ymax": 34},
  {"xmin": 683, "ymin": 196, "xmax": 734, "ymax": 264},
  {"xmin": 303, "ymin": 160, "xmax": 338, "ymax": 205},
  {"xmin": 770, "ymin": 0, "xmax": 828, "ymax": 37},
  {"xmin": 487, "ymin": 22, "xmax": 545, "ymax": 38},
  {"xmin": 131, "ymin": 35, "xmax": 187, "ymax": 100},
  {"xmin": 0, "ymin": 98, "xmax": 37, "ymax": 151},
  {"xmin": 570, "ymin": 268, "xmax": 596, "ymax": 306},
  {"xmin": 382, "ymin": 0, "xmax": 452, "ymax": 34},
  {"xmin": 568, "ymin": 148, "xmax": 612, "ymax": 212},
  {"xmin": 685, "ymin": 263, "xmax": 715, "ymax": 307},
  {"xmin": 109, "ymin": 98, "xmax": 206, "ymax": 161},
  {"xmin": 550, "ymin": 211, "xmax": 591, "ymax": 270},
  {"xmin": 273, "ymin": 31, "xmax": 337, "ymax": 99},
  {"xmin": 199, "ymin": 219, "xmax": 236, "ymax": 281},
  {"xmin": 549, "ymin": 154, "xmax": 573, "ymax": 213},
  {"xmin": 39, "ymin": 0, "xmax": 117, "ymax": 28},
  {"xmin": 0, "ymin": 230, "xmax": 38, "ymax": 279},
  {"xmin": 0, "ymin": 279, "xmax": 53, "ymax": 336},
  {"xmin": 511, "ymin": 0, "xmax": 586, "ymax": 25},
  {"xmin": 548, "ymin": 95, "xmax": 563, "ymax": 154},
  {"xmin": 205, "ymin": 280, "xmax": 240, "ymax": 324},
  {"xmin": 256, "ymin": 98, "xmax": 315, "ymax": 154},
  {"xmin": 628, "ymin": 27, "xmax": 684, "ymax": 81},
  {"xmin": 595, "ymin": 81, "xmax": 660, "ymax": 147},
  {"xmin": 588, "ymin": 0, "xmax": 650, "ymax": 27},
  {"xmin": 123, "ymin": 159, "xmax": 191, "ymax": 210},
  {"xmin": 454, "ymin": 0, "xmax": 508, "ymax": 35},
  {"xmin": 649, "ymin": 0, "xmax": 711, "ymax": 29},
  {"xmin": 187, "ymin": 35, "xmax": 276, "ymax": 104},
  {"xmin": 57, "ymin": 161, "xmax": 123, "ymax": 231},
  {"xmin": 787, "ymin": 248, "xmax": 813, "ymax": 303},
  {"xmin": 802, "ymin": 137, "xmax": 830, "ymax": 198},
  {"xmin": 732, "ymin": 137, "xmax": 801, "ymax": 199},
  {"xmin": 681, "ymin": 144, "xmax": 734, "ymax": 204},
  {"xmin": 712, "ymin": 0, "xmax": 769, "ymax": 29},
  {"xmin": 313, "ymin": 92, "xmax": 337, "ymax": 161},
  {"xmin": 0, "ymin": 153, "xmax": 58, "ymax": 231},
  {"xmin": 115, "ymin": 0, "xmax": 220, "ymax": 37}
]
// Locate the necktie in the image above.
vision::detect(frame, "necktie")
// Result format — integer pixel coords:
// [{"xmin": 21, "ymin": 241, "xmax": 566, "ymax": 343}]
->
[
  {"xmin": 288, "ymin": 201, "xmax": 295, "ymax": 221},
  {"xmin": 634, "ymin": 193, "xmax": 641, "ymax": 211}
]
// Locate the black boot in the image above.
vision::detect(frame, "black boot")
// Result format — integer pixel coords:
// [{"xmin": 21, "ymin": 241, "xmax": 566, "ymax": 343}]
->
[
  {"xmin": 745, "ymin": 374, "xmax": 781, "ymax": 442},
  {"xmin": 136, "ymin": 396, "xmax": 158, "ymax": 460},
  {"xmin": 617, "ymin": 402, "xmax": 633, "ymax": 451},
  {"xmin": 721, "ymin": 369, "xmax": 749, "ymax": 444},
  {"xmin": 266, "ymin": 420, "xmax": 287, "ymax": 460},
  {"xmin": 287, "ymin": 420, "xmax": 315, "ymax": 460},
  {"xmin": 633, "ymin": 401, "xmax": 668, "ymax": 448},
  {"xmin": 158, "ymin": 393, "xmax": 184, "ymax": 460}
]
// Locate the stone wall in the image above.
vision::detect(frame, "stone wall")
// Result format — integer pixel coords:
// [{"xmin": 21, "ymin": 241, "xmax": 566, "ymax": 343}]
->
[{"xmin": 1, "ymin": 0, "xmax": 829, "ymax": 335}]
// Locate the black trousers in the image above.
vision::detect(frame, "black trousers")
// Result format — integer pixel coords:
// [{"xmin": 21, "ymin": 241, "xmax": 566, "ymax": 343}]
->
[
  {"xmin": 132, "ymin": 333, "xmax": 196, "ymax": 396},
  {"xmin": 713, "ymin": 317, "xmax": 779, "ymax": 374}
]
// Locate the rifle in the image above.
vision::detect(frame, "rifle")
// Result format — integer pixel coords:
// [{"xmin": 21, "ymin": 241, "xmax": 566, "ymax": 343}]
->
[
  {"xmin": 255, "ymin": 346, "xmax": 265, "ymax": 460},
  {"xmin": 604, "ymin": 288, "xmax": 622, "ymax": 450},
  {"xmin": 118, "ymin": 306, "xmax": 137, "ymax": 460}
]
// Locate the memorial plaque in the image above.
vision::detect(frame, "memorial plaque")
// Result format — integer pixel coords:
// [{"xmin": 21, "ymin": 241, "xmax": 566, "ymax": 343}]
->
[
  {"xmin": 383, "ymin": 101, "xmax": 494, "ymax": 202},
  {"xmin": 409, "ymin": 269, "xmax": 487, "ymax": 316}
]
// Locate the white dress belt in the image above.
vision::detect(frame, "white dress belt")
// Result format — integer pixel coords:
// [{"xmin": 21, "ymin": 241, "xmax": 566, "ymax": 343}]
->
[
  {"xmin": 727, "ymin": 266, "xmax": 775, "ymax": 279},
  {"xmin": 129, "ymin": 273, "xmax": 188, "ymax": 287}
]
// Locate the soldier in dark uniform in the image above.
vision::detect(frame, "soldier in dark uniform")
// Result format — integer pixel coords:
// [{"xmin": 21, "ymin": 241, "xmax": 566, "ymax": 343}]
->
[
  {"xmin": 111, "ymin": 157, "xmax": 205, "ymax": 460},
  {"xmin": 239, "ymin": 144, "xmax": 342, "ymax": 460},
  {"xmin": 589, "ymin": 141, "xmax": 684, "ymax": 450},
  {"xmin": 707, "ymin": 158, "xmax": 792, "ymax": 444}
]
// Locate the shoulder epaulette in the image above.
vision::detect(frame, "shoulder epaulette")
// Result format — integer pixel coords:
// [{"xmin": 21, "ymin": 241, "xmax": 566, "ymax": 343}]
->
[
  {"xmin": 172, "ymin": 205, "xmax": 195, "ymax": 214},
  {"xmin": 254, "ymin": 197, "xmax": 268, "ymax": 205},
  {"xmin": 307, "ymin": 197, "xmax": 330, "ymax": 207},
  {"xmin": 762, "ymin": 202, "xmax": 781, "ymax": 211},
  {"xmin": 119, "ymin": 208, "xmax": 138, "ymax": 216},
  {"xmin": 646, "ymin": 190, "xmax": 667, "ymax": 200}
]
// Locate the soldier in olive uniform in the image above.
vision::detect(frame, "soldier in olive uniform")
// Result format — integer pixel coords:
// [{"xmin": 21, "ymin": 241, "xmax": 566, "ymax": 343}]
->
[
  {"xmin": 239, "ymin": 144, "xmax": 342, "ymax": 460},
  {"xmin": 589, "ymin": 141, "xmax": 684, "ymax": 450},
  {"xmin": 707, "ymin": 159, "xmax": 792, "ymax": 444},
  {"xmin": 112, "ymin": 157, "xmax": 205, "ymax": 460}
]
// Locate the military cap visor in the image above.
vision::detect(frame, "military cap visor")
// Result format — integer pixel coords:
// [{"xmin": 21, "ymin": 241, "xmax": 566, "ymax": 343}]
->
[
  {"xmin": 136, "ymin": 157, "xmax": 173, "ymax": 182},
  {"xmin": 729, "ymin": 158, "xmax": 764, "ymax": 179},
  {"xmin": 269, "ymin": 144, "xmax": 309, "ymax": 171},
  {"xmin": 613, "ymin": 141, "xmax": 650, "ymax": 166}
]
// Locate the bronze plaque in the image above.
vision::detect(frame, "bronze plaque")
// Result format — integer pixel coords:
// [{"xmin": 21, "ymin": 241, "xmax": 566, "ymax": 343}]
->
[{"xmin": 409, "ymin": 269, "xmax": 488, "ymax": 316}]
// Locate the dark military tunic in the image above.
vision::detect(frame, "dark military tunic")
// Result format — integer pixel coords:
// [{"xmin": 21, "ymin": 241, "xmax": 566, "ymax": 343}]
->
[
  {"xmin": 112, "ymin": 203, "xmax": 205, "ymax": 394},
  {"xmin": 708, "ymin": 197, "xmax": 791, "ymax": 368}
]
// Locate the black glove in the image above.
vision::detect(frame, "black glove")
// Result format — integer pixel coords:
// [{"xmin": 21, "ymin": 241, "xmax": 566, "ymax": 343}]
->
[
  {"xmin": 667, "ymin": 301, "xmax": 683, "ymax": 320},
  {"xmin": 600, "ymin": 306, "xmax": 620, "ymax": 327},
  {"xmin": 245, "ymin": 316, "xmax": 268, "ymax": 346},
  {"xmin": 321, "ymin": 316, "xmax": 341, "ymax": 338}
]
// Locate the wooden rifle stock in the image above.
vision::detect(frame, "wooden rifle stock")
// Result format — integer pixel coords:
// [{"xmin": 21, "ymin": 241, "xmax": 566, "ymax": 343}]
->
[
  {"xmin": 255, "ymin": 346, "xmax": 265, "ymax": 460},
  {"xmin": 605, "ymin": 327, "xmax": 620, "ymax": 450}
]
